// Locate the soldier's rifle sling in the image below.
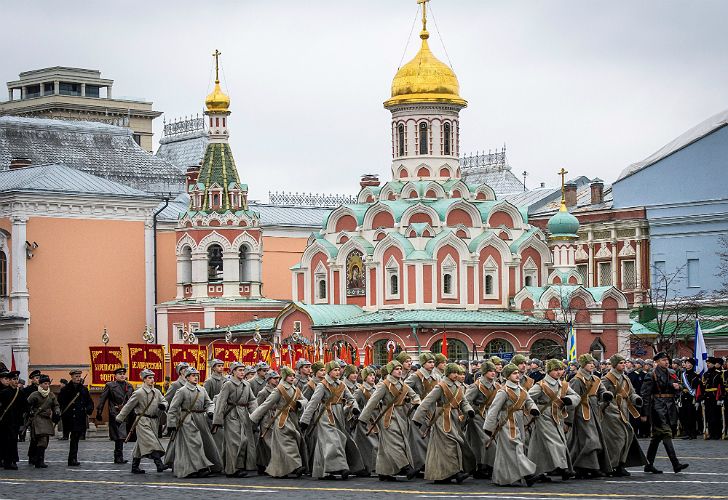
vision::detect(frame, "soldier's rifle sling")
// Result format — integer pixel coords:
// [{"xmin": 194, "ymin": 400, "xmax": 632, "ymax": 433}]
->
[
  {"xmin": 167, "ymin": 389, "xmax": 202, "ymax": 447},
  {"xmin": 366, "ymin": 395, "xmax": 400, "ymax": 436},
  {"xmin": 124, "ymin": 392, "xmax": 157, "ymax": 444}
]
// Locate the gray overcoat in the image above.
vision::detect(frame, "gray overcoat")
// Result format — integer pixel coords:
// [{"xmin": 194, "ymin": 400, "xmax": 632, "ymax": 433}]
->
[
  {"xmin": 601, "ymin": 369, "xmax": 646, "ymax": 468},
  {"xmin": 97, "ymin": 380, "xmax": 134, "ymax": 441},
  {"xmin": 352, "ymin": 381, "xmax": 379, "ymax": 473},
  {"xmin": 404, "ymin": 367, "xmax": 439, "ymax": 471},
  {"xmin": 566, "ymin": 369, "xmax": 612, "ymax": 473},
  {"xmin": 212, "ymin": 378, "xmax": 258, "ymax": 474},
  {"xmin": 27, "ymin": 391, "xmax": 60, "ymax": 438},
  {"xmin": 116, "ymin": 385, "xmax": 166, "ymax": 459},
  {"xmin": 464, "ymin": 378, "xmax": 499, "ymax": 469}
]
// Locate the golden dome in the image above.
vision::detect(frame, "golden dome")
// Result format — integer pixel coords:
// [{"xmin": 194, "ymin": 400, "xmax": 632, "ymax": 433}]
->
[
  {"xmin": 205, "ymin": 82, "xmax": 230, "ymax": 113},
  {"xmin": 384, "ymin": 29, "xmax": 466, "ymax": 108}
]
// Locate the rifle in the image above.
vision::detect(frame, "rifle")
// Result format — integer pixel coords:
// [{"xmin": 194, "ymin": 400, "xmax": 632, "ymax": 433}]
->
[
  {"xmin": 484, "ymin": 418, "xmax": 504, "ymax": 449},
  {"xmin": 124, "ymin": 391, "xmax": 157, "ymax": 443},
  {"xmin": 260, "ymin": 405, "xmax": 287, "ymax": 440}
]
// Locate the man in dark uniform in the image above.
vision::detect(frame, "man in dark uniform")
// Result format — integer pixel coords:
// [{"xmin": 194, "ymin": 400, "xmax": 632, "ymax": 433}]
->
[
  {"xmin": 96, "ymin": 367, "xmax": 135, "ymax": 464},
  {"xmin": 0, "ymin": 370, "xmax": 28, "ymax": 470},
  {"xmin": 700, "ymin": 357, "xmax": 723, "ymax": 440},
  {"xmin": 717, "ymin": 357, "xmax": 728, "ymax": 439},
  {"xmin": 628, "ymin": 360, "xmax": 647, "ymax": 437},
  {"xmin": 58, "ymin": 369, "xmax": 94, "ymax": 466},
  {"xmin": 678, "ymin": 358, "xmax": 700, "ymax": 439},
  {"xmin": 21, "ymin": 369, "xmax": 41, "ymax": 464},
  {"xmin": 641, "ymin": 352, "xmax": 688, "ymax": 474}
]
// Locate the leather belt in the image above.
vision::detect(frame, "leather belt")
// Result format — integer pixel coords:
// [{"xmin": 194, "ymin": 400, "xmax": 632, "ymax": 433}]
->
[{"xmin": 655, "ymin": 394, "xmax": 675, "ymax": 398}]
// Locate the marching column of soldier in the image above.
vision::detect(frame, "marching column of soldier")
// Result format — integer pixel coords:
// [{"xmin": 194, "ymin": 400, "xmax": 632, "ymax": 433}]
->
[{"xmin": 1, "ymin": 349, "xmax": 727, "ymax": 485}]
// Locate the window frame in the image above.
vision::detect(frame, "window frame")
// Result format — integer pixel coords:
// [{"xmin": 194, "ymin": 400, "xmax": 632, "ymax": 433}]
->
[
  {"xmin": 687, "ymin": 258, "xmax": 700, "ymax": 288},
  {"xmin": 482, "ymin": 256, "xmax": 498, "ymax": 299},
  {"xmin": 397, "ymin": 123, "xmax": 405, "ymax": 157},
  {"xmin": 207, "ymin": 244, "xmax": 224, "ymax": 283},
  {"xmin": 385, "ymin": 256, "xmax": 400, "ymax": 300},
  {"xmin": 441, "ymin": 255, "xmax": 457, "ymax": 299},
  {"xmin": 620, "ymin": 259, "xmax": 636, "ymax": 290},
  {"xmin": 314, "ymin": 261, "xmax": 328, "ymax": 304},
  {"xmin": 418, "ymin": 121, "xmax": 429, "ymax": 155},
  {"xmin": 443, "ymin": 122, "xmax": 451, "ymax": 155},
  {"xmin": 598, "ymin": 261, "xmax": 612, "ymax": 286}
]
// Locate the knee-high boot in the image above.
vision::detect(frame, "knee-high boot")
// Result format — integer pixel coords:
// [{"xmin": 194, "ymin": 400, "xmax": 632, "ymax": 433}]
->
[
  {"xmin": 114, "ymin": 440, "xmax": 127, "ymax": 464},
  {"xmin": 643, "ymin": 438, "xmax": 662, "ymax": 473},
  {"xmin": 663, "ymin": 438, "xmax": 688, "ymax": 473},
  {"xmin": 131, "ymin": 457, "xmax": 145, "ymax": 474}
]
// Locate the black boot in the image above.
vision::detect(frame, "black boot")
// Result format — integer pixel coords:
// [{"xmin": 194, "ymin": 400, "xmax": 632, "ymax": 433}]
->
[
  {"xmin": 644, "ymin": 463, "xmax": 663, "ymax": 474},
  {"xmin": 399, "ymin": 465, "xmax": 418, "ymax": 480},
  {"xmin": 131, "ymin": 457, "xmax": 145, "ymax": 474},
  {"xmin": 379, "ymin": 474, "xmax": 397, "ymax": 482},
  {"xmin": 613, "ymin": 465, "xmax": 630, "ymax": 477},
  {"xmin": 114, "ymin": 441, "xmax": 128, "ymax": 464},
  {"xmin": 35, "ymin": 449, "xmax": 48, "ymax": 469},
  {"xmin": 663, "ymin": 438, "xmax": 688, "ymax": 473},
  {"xmin": 152, "ymin": 453, "xmax": 165, "ymax": 473},
  {"xmin": 454, "ymin": 471, "xmax": 469, "ymax": 484}
]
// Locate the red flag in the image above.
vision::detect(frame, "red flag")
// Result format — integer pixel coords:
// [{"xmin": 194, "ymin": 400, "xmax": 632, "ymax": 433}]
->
[
  {"xmin": 441, "ymin": 331, "xmax": 448, "ymax": 359},
  {"xmin": 352, "ymin": 346, "xmax": 359, "ymax": 366},
  {"xmin": 364, "ymin": 345, "xmax": 372, "ymax": 367},
  {"xmin": 10, "ymin": 348, "xmax": 16, "ymax": 371},
  {"xmin": 387, "ymin": 344, "xmax": 394, "ymax": 363}
]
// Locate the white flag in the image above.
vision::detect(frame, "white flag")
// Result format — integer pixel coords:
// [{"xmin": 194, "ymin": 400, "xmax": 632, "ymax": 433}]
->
[{"xmin": 694, "ymin": 319, "xmax": 708, "ymax": 375}]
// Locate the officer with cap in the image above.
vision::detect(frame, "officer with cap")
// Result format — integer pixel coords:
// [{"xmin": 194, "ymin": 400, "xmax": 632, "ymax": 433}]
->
[
  {"xmin": 641, "ymin": 352, "xmax": 688, "ymax": 474},
  {"xmin": 115, "ymin": 368, "xmax": 167, "ymax": 474},
  {"xmin": 204, "ymin": 359, "xmax": 226, "ymax": 400},
  {"xmin": 0, "ymin": 370, "xmax": 27, "ymax": 470},
  {"xmin": 701, "ymin": 357, "xmax": 723, "ymax": 439},
  {"xmin": 96, "ymin": 366, "xmax": 135, "ymax": 464},
  {"xmin": 26, "ymin": 374, "xmax": 61, "ymax": 468},
  {"xmin": 294, "ymin": 358, "xmax": 312, "ymax": 392},
  {"xmin": 164, "ymin": 362, "xmax": 189, "ymax": 405},
  {"xmin": 58, "ymin": 369, "xmax": 94, "ymax": 466},
  {"xmin": 250, "ymin": 362, "xmax": 270, "ymax": 396},
  {"xmin": 22, "ymin": 369, "xmax": 42, "ymax": 464},
  {"xmin": 679, "ymin": 358, "xmax": 700, "ymax": 439}
]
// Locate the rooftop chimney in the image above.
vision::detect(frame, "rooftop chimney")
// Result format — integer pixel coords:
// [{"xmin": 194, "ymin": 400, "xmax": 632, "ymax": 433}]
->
[
  {"xmin": 360, "ymin": 174, "xmax": 380, "ymax": 189},
  {"xmin": 9, "ymin": 158, "xmax": 31, "ymax": 170},
  {"xmin": 590, "ymin": 178, "xmax": 604, "ymax": 205},
  {"xmin": 564, "ymin": 182, "xmax": 577, "ymax": 208},
  {"xmin": 185, "ymin": 165, "xmax": 201, "ymax": 191}
]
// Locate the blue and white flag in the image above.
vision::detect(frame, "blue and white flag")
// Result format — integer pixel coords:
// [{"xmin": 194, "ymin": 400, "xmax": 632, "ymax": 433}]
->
[
  {"xmin": 567, "ymin": 323, "xmax": 577, "ymax": 364},
  {"xmin": 694, "ymin": 319, "xmax": 708, "ymax": 375}
]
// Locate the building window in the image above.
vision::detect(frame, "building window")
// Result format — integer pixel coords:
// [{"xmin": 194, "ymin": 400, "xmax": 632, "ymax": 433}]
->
[
  {"xmin": 189, "ymin": 322, "xmax": 200, "ymax": 333},
  {"xmin": 390, "ymin": 274, "xmax": 399, "ymax": 295},
  {"xmin": 58, "ymin": 82, "xmax": 81, "ymax": 96},
  {"xmin": 85, "ymin": 85, "xmax": 100, "ymax": 98},
  {"xmin": 207, "ymin": 244, "xmax": 224, "ymax": 282},
  {"xmin": 443, "ymin": 274, "xmax": 453, "ymax": 294},
  {"xmin": 419, "ymin": 122, "xmax": 428, "ymax": 154},
  {"xmin": 576, "ymin": 264, "xmax": 588, "ymax": 285},
  {"xmin": 385, "ymin": 257, "xmax": 400, "ymax": 299},
  {"xmin": 431, "ymin": 338, "xmax": 468, "ymax": 361},
  {"xmin": 598, "ymin": 262, "xmax": 612, "ymax": 286},
  {"xmin": 530, "ymin": 339, "xmax": 564, "ymax": 360},
  {"xmin": 43, "ymin": 82, "xmax": 54, "ymax": 95},
  {"xmin": 523, "ymin": 258, "xmax": 538, "ymax": 288},
  {"xmin": 483, "ymin": 339, "xmax": 515, "ymax": 358},
  {"xmin": 0, "ymin": 250, "xmax": 6, "ymax": 297},
  {"xmin": 179, "ymin": 246, "xmax": 192, "ymax": 284},
  {"xmin": 373, "ymin": 339, "xmax": 401, "ymax": 366},
  {"xmin": 441, "ymin": 255, "xmax": 457, "ymax": 298},
  {"xmin": 318, "ymin": 279, "xmax": 327, "ymax": 300},
  {"xmin": 398, "ymin": 124, "xmax": 405, "ymax": 156},
  {"xmin": 524, "ymin": 275, "xmax": 533, "ymax": 286},
  {"xmin": 314, "ymin": 262, "xmax": 328, "ymax": 304},
  {"xmin": 173, "ymin": 323, "xmax": 185, "ymax": 341},
  {"xmin": 238, "ymin": 245, "xmax": 249, "ymax": 282},
  {"xmin": 443, "ymin": 122, "xmax": 451, "ymax": 155},
  {"xmin": 621, "ymin": 260, "xmax": 636, "ymax": 290},
  {"xmin": 132, "ymin": 134, "xmax": 141, "ymax": 146},
  {"xmin": 482, "ymin": 257, "xmax": 498, "ymax": 299},
  {"xmin": 687, "ymin": 258, "xmax": 700, "ymax": 288}
]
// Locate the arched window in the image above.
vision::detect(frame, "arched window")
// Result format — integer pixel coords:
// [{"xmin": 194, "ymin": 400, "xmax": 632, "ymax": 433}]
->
[
  {"xmin": 385, "ymin": 256, "xmax": 400, "ymax": 299},
  {"xmin": 238, "ymin": 245, "xmax": 249, "ymax": 282},
  {"xmin": 443, "ymin": 122, "xmax": 451, "ymax": 155},
  {"xmin": 207, "ymin": 244, "xmax": 224, "ymax": 282},
  {"xmin": 318, "ymin": 279, "xmax": 327, "ymax": 300},
  {"xmin": 483, "ymin": 339, "xmax": 515, "ymax": 358},
  {"xmin": 431, "ymin": 338, "xmax": 468, "ymax": 362},
  {"xmin": 398, "ymin": 124, "xmax": 405, "ymax": 156},
  {"xmin": 485, "ymin": 274, "xmax": 494, "ymax": 295},
  {"xmin": 524, "ymin": 275, "xmax": 533, "ymax": 286},
  {"xmin": 529, "ymin": 339, "xmax": 564, "ymax": 360},
  {"xmin": 419, "ymin": 122, "xmax": 428, "ymax": 154},
  {"xmin": 390, "ymin": 274, "xmax": 399, "ymax": 295},
  {"xmin": 179, "ymin": 245, "xmax": 192, "ymax": 284},
  {"xmin": 0, "ymin": 250, "xmax": 6, "ymax": 297},
  {"xmin": 443, "ymin": 273, "xmax": 453, "ymax": 294},
  {"xmin": 373, "ymin": 339, "xmax": 401, "ymax": 366}
]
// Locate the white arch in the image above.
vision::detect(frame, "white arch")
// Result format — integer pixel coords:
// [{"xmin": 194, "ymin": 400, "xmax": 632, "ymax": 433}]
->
[
  {"xmin": 452, "ymin": 224, "xmax": 471, "ymax": 239},
  {"xmin": 324, "ymin": 205, "xmax": 360, "ymax": 234},
  {"xmin": 474, "ymin": 184, "xmax": 497, "ymax": 201},
  {"xmin": 362, "ymin": 202, "xmax": 396, "ymax": 230},
  {"xmin": 445, "ymin": 200, "xmax": 483, "ymax": 228},
  {"xmin": 429, "ymin": 230, "xmax": 471, "ymax": 260},
  {"xmin": 175, "ymin": 233, "xmax": 197, "ymax": 255},
  {"xmin": 598, "ymin": 287, "xmax": 628, "ymax": 309},
  {"xmin": 405, "ymin": 222, "xmax": 434, "ymax": 238},
  {"xmin": 372, "ymin": 233, "xmax": 408, "ymax": 263},
  {"xmin": 400, "ymin": 203, "xmax": 441, "ymax": 228},
  {"xmin": 231, "ymin": 231, "xmax": 260, "ymax": 253},
  {"xmin": 301, "ymin": 239, "xmax": 336, "ymax": 268},
  {"xmin": 548, "ymin": 269, "xmax": 582, "ymax": 286},
  {"xmin": 515, "ymin": 232, "xmax": 552, "ymax": 266},
  {"xmin": 357, "ymin": 187, "xmax": 377, "ymax": 204},
  {"xmin": 471, "ymin": 232, "xmax": 513, "ymax": 263},
  {"xmin": 422, "ymin": 181, "xmax": 446, "ymax": 198},
  {"xmin": 486, "ymin": 200, "xmax": 525, "ymax": 230},
  {"xmin": 196, "ymin": 231, "xmax": 232, "ymax": 254},
  {"xmin": 513, "ymin": 287, "xmax": 537, "ymax": 310},
  {"xmin": 447, "ymin": 180, "xmax": 471, "ymax": 198},
  {"xmin": 335, "ymin": 237, "xmax": 371, "ymax": 268}
]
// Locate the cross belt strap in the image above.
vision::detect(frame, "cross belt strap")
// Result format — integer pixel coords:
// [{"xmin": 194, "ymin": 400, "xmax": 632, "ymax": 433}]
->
[
  {"xmin": 277, "ymin": 385, "xmax": 302, "ymax": 428},
  {"xmin": 321, "ymin": 380, "xmax": 346, "ymax": 425},
  {"xmin": 605, "ymin": 372, "xmax": 640, "ymax": 423},
  {"xmin": 575, "ymin": 373, "xmax": 600, "ymax": 421},
  {"xmin": 504, "ymin": 386, "xmax": 528, "ymax": 440},
  {"xmin": 476, "ymin": 380, "xmax": 499, "ymax": 418},
  {"xmin": 437, "ymin": 381, "xmax": 464, "ymax": 433},
  {"xmin": 538, "ymin": 380, "xmax": 568, "ymax": 424},
  {"xmin": 416, "ymin": 370, "xmax": 437, "ymax": 397},
  {"xmin": 382, "ymin": 380, "xmax": 410, "ymax": 429}
]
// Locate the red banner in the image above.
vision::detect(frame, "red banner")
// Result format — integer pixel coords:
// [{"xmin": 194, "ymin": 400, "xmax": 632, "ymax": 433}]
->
[
  {"xmin": 127, "ymin": 344, "xmax": 165, "ymax": 383},
  {"xmin": 169, "ymin": 344, "xmax": 208, "ymax": 382},
  {"xmin": 240, "ymin": 344, "xmax": 272, "ymax": 365},
  {"xmin": 209, "ymin": 343, "xmax": 241, "ymax": 373},
  {"xmin": 89, "ymin": 346, "xmax": 124, "ymax": 386},
  {"xmin": 280, "ymin": 344, "xmax": 307, "ymax": 367}
]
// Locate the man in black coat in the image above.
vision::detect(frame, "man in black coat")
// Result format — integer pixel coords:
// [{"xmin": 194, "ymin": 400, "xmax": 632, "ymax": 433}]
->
[
  {"xmin": 700, "ymin": 357, "xmax": 724, "ymax": 440},
  {"xmin": 95, "ymin": 367, "xmax": 134, "ymax": 464},
  {"xmin": 678, "ymin": 359, "xmax": 700, "ymax": 439},
  {"xmin": 58, "ymin": 370, "xmax": 94, "ymax": 466},
  {"xmin": 641, "ymin": 352, "xmax": 688, "ymax": 474},
  {"xmin": 0, "ymin": 370, "xmax": 28, "ymax": 470},
  {"xmin": 628, "ymin": 360, "xmax": 647, "ymax": 437}
]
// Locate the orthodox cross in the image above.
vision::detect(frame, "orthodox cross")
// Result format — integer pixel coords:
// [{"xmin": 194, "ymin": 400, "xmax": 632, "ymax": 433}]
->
[
  {"xmin": 558, "ymin": 167, "xmax": 569, "ymax": 208},
  {"xmin": 212, "ymin": 49, "xmax": 222, "ymax": 84},
  {"xmin": 417, "ymin": 0, "xmax": 429, "ymax": 32}
]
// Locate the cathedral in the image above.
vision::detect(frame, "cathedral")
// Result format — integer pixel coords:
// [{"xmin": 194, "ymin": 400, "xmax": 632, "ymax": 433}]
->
[{"xmin": 210, "ymin": 2, "xmax": 632, "ymax": 366}]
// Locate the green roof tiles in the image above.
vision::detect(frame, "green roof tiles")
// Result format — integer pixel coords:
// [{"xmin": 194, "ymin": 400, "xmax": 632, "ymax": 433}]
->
[
  {"xmin": 319, "ymin": 308, "xmax": 551, "ymax": 328},
  {"xmin": 509, "ymin": 227, "xmax": 539, "ymax": 253},
  {"xmin": 197, "ymin": 317, "xmax": 276, "ymax": 335},
  {"xmin": 197, "ymin": 142, "xmax": 243, "ymax": 212}
]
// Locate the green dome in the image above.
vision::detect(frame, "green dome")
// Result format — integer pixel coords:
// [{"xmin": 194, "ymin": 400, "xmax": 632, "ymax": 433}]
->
[{"xmin": 547, "ymin": 205, "xmax": 579, "ymax": 239}]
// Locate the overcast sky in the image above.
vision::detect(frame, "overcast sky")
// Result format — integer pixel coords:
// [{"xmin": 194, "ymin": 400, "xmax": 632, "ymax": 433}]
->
[{"xmin": 4, "ymin": 1, "xmax": 728, "ymax": 201}]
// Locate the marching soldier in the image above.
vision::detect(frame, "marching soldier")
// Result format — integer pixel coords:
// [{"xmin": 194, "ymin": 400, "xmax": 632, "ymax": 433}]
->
[
  {"xmin": 212, "ymin": 361, "xmax": 258, "ymax": 477},
  {"xmin": 701, "ymin": 357, "xmax": 723, "ymax": 440},
  {"xmin": 343, "ymin": 365, "xmax": 359, "ymax": 394},
  {"xmin": 303, "ymin": 361, "xmax": 325, "ymax": 400},
  {"xmin": 25, "ymin": 374, "xmax": 61, "ymax": 468},
  {"xmin": 204, "ymin": 359, "xmax": 226, "ymax": 400},
  {"xmin": 405, "ymin": 352, "xmax": 439, "ymax": 473},
  {"xmin": 249, "ymin": 362, "xmax": 270, "ymax": 396},
  {"xmin": 299, "ymin": 360, "xmax": 364, "ymax": 480},
  {"xmin": 0, "ymin": 370, "xmax": 28, "ymax": 470},
  {"xmin": 166, "ymin": 367, "xmax": 222, "ymax": 478},
  {"xmin": 483, "ymin": 363, "xmax": 540, "ymax": 487},
  {"xmin": 464, "ymin": 361, "xmax": 499, "ymax": 479},
  {"xmin": 21, "ymin": 369, "xmax": 41, "ymax": 465},
  {"xmin": 512, "ymin": 354, "xmax": 534, "ymax": 390},
  {"xmin": 641, "ymin": 352, "xmax": 688, "ymax": 474},
  {"xmin": 396, "ymin": 352, "xmax": 414, "ymax": 379},
  {"xmin": 600, "ymin": 355, "xmax": 646, "ymax": 476},
  {"xmin": 413, "ymin": 363, "xmax": 475, "ymax": 484},
  {"xmin": 251, "ymin": 366, "xmax": 308, "ymax": 478},
  {"xmin": 566, "ymin": 354, "xmax": 613, "ymax": 479},
  {"xmin": 433, "ymin": 353, "xmax": 447, "ymax": 378},
  {"xmin": 115, "ymin": 369, "xmax": 167, "ymax": 474},
  {"xmin": 58, "ymin": 369, "xmax": 94, "ymax": 466},
  {"xmin": 96, "ymin": 367, "xmax": 135, "ymax": 464},
  {"xmin": 255, "ymin": 370, "xmax": 279, "ymax": 473},
  {"xmin": 679, "ymin": 358, "xmax": 700, "ymax": 439},
  {"xmin": 164, "ymin": 363, "xmax": 189, "ymax": 404},
  {"xmin": 527, "ymin": 359, "xmax": 579, "ymax": 481},
  {"xmin": 490, "ymin": 356, "xmax": 506, "ymax": 385},
  {"xmin": 358, "ymin": 360, "xmax": 419, "ymax": 482},
  {"xmin": 294, "ymin": 358, "xmax": 312, "ymax": 392},
  {"xmin": 352, "ymin": 366, "xmax": 379, "ymax": 475}
]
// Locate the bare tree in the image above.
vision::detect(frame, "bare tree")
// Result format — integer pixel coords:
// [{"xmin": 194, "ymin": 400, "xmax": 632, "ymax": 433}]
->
[
  {"xmin": 636, "ymin": 263, "xmax": 703, "ymax": 357},
  {"xmin": 718, "ymin": 234, "xmax": 728, "ymax": 296}
]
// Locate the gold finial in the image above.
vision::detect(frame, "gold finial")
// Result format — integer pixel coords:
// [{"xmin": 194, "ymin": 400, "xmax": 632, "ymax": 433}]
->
[
  {"xmin": 558, "ymin": 167, "xmax": 569, "ymax": 212},
  {"xmin": 417, "ymin": 0, "xmax": 430, "ymax": 39},
  {"xmin": 212, "ymin": 49, "xmax": 222, "ymax": 84}
]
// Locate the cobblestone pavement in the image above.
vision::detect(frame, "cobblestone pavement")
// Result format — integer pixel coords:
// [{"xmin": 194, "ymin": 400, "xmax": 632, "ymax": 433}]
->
[{"xmin": 0, "ymin": 437, "xmax": 726, "ymax": 499}]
